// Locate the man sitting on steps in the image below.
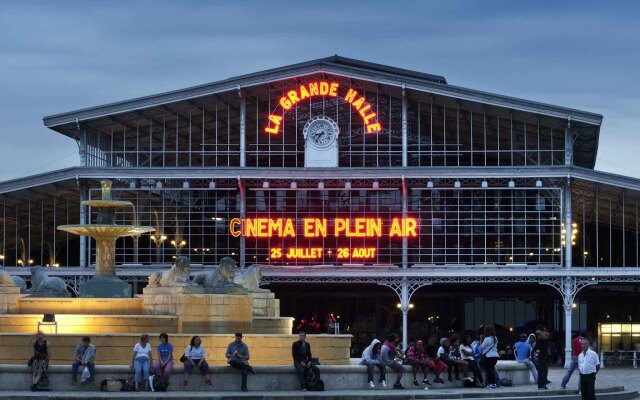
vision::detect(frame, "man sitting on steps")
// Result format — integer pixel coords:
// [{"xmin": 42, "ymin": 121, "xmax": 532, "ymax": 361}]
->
[{"xmin": 71, "ymin": 336, "xmax": 96, "ymax": 385}]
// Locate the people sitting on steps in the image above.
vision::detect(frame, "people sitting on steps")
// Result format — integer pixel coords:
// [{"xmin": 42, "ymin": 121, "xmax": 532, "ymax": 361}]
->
[
  {"xmin": 225, "ymin": 332, "xmax": 255, "ymax": 391},
  {"xmin": 292, "ymin": 330, "xmax": 321, "ymax": 391},
  {"xmin": 71, "ymin": 336, "xmax": 96, "ymax": 385},
  {"xmin": 182, "ymin": 335, "xmax": 212, "ymax": 388}
]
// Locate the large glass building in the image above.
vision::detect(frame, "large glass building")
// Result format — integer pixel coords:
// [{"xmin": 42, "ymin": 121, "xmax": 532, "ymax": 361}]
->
[{"xmin": 1, "ymin": 56, "xmax": 639, "ymax": 359}]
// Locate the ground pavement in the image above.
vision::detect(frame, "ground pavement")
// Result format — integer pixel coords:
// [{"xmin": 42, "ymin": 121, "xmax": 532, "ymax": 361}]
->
[{"xmin": 0, "ymin": 366, "xmax": 636, "ymax": 399}]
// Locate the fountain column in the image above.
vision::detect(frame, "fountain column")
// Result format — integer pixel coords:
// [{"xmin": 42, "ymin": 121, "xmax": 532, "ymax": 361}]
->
[{"xmin": 58, "ymin": 180, "xmax": 154, "ymax": 298}]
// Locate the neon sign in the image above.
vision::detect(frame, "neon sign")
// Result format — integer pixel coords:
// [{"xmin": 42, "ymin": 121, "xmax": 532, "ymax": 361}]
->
[
  {"xmin": 229, "ymin": 217, "xmax": 417, "ymax": 238},
  {"xmin": 264, "ymin": 80, "xmax": 382, "ymax": 135}
]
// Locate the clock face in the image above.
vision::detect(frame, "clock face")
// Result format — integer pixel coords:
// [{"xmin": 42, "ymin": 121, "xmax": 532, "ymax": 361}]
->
[{"xmin": 304, "ymin": 116, "xmax": 338, "ymax": 149}]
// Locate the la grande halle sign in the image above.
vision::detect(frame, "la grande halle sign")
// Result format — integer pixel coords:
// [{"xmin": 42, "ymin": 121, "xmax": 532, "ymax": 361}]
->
[{"xmin": 264, "ymin": 80, "xmax": 382, "ymax": 135}]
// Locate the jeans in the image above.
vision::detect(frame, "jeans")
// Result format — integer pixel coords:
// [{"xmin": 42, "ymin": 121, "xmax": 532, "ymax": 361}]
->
[
  {"xmin": 484, "ymin": 356, "xmax": 499, "ymax": 385},
  {"xmin": 134, "ymin": 357, "xmax": 150, "ymax": 383},
  {"xmin": 71, "ymin": 361, "xmax": 95, "ymax": 381},
  {"xmin": 580, "ymin": 373, "xmax": 596, "ymax": 400},
  {"xmin": 364, "ymin": 361, "xmax": 386, "ymax": 382},
  {"xmin": 561, "ymin": 357, "xmax": 580, "ymax": 389},
  {"xmin": 229, "ymin": 358, "xmax": 252, "ymax": 389},
  {"xmin": 536, "ymin": 359, "xmax": 549, "ymax": 388},
  {"xmin": 294, "ymin": 362, "xmax": 320, "ymax": 388},
  {"xmin": 516, "ymin": 358, "xmax": 538, "ymax": 382},
  {"xmin": 153, "ymin": 359, "xmax": 173, "ymax": 382},
  {"xmin": 184, "ymin": 359, "xmax": 209, "ymax": 375}
]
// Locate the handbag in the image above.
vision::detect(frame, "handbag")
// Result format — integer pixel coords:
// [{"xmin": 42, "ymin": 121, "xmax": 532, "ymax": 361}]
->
[
  {"xmin": 27, "ymin": 356, "xmax": 34, "ymax": 367},
  {"xmin": 179, "ymin": 345, "xmax": 190, "ymax": 363}
]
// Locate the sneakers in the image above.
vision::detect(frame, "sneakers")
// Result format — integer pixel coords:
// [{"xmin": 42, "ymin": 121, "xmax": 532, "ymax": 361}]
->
[
  {"xmin": 423, "ymin": 379, "xmax": 432, "ymax": 386},
  {"xmin": 368, "ymin": 381, "xmax": 375, "ymax": 388},
  {"xmin": 393, "ymin": 382, "xmax": 404, "ymax": 390},
  {"xmin": 413, "ymin": 379, "xmax": 420, "ymax": 386},
  {"xmin": 380, "ymin": 380, "xmax": 387, "ymax": 388},
  {"xmin": 434, "ymin": 377, "xmax": 445, "ymax": 384},
  {"xmin": 464, "ymin": 376, "xmax": 474, "ymax": 382}
]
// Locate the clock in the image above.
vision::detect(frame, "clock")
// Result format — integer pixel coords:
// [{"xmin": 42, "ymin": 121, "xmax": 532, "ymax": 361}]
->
[{"xmin": 304, "ymin": 116, "xmax": 338, "ymax": 149}]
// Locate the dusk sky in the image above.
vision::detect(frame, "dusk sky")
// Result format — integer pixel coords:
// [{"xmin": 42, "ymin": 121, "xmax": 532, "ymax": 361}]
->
[{"xmin": 1, "ymin": 0, "xmax": 639, "ymax": 181}]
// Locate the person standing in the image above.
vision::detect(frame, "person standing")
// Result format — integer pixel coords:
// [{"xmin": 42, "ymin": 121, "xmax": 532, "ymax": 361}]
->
[
  {"xmin": 360, "ymin": 338, "xmax": 386, "ymax": 388},
  {"xmin": 130, "ymin": 334, "xmax": 153, "ymax": 392},
  {"xmin": 578, "ymin": 338, "xmax": 600, "ymax": 400},
  {"xmin": 533, "ymin": 329, "xmax": 551, "ymax": 390},
  {"xmin": 71, "ymin": 336, "xmax": 96, "ymax": 385},
  {"xmin": 30, "ymin": 331, "xmax": 51, "ymax": 391},
  {"xmin": 154, "ymin": 333, "xmax": 174, "ymax": 385},
  {"xmin": 225, "ymin": 332, "xmax": 255, "ymax": 391},
  {"xmin": 292, "ymin": 331, "xmax": 320, "ymax": 391},
  {"xmin": 561, "ymin": 333, "xmax": 584, "ymax": 390},
  {"xmin": 480, "ymin": 326, "xmax": 500, "ymax": 388},
  {"xmin": 514, "ymin": 334, "xmax": 538, "ymax": 383}
]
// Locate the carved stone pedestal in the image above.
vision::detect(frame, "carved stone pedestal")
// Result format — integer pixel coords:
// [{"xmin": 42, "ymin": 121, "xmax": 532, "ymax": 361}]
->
[
  {"xmin": 250, "ymin": 292, "xmax": 280, "ymax": 317},
  {"xmin": 141, "ymin": 286, "xmax": 252, "ymax": 334},
  {"xmin": 80, "ymin": 274, "xmax": 131, "ymax": 298}
]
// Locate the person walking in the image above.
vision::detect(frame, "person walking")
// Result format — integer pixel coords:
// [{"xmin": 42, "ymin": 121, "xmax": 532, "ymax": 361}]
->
[
  {"xmin": 578, "ymin": 338, "xmax": 600, "ymax": 400},
  {"xmin": 225, "ymin": 332, "xmax": 255, "ymax": 391},
  {"xmin": 130, "ymin": 334, "xmax": 153, "ymax": 392},
  {"xmin": 514, "ymin": 334, "xmax": 538, "ymax": 383},
  {"xmin": 71, "ymin": 336, "xmax": 96, "ymax": 385},
  {"xmin": 561, "ymin": 333, "xmax": 584, "ymax": 390},
  {"xmin": 292, "ymin": 331, "xmax": 320, "ymax": 391},
  {"xmin": 480, "ymin": 326, "xmax": 500, "ymax": 388},
  {"xmin": 182, "ymin": 335, "xmax": 212, "ymax": 387},
  {"xmin": 154, "ymin": 333, "xmax": 174, "ymax": 386},
  {"xmin": 360, "ymin": 338, "xmax": 386, "ymax": 388}
]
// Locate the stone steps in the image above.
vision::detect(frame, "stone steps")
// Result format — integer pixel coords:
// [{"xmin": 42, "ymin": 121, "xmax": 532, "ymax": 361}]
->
[{"xmin": 0, "ymin": 387, "xmax": 636, "ymax": 400}]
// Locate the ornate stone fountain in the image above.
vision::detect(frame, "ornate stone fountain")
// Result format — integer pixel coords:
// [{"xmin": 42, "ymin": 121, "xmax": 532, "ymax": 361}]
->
[{"xmin": 58, "ymin": 180, "xmax": 154, "ymax": 297}]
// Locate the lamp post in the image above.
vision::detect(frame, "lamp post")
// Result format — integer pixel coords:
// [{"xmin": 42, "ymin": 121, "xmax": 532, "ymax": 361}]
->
[
  {"xmin": 150, "ymin": 234, "xmax": 167, "ymax": 263},
  {"xmin": 170, "ymin": 239, "xmax": 187, "ymax": 255}
]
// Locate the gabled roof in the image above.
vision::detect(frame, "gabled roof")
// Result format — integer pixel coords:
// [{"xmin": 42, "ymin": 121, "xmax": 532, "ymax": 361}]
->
[{"xmin": 43, "ymin": 55, "xmax": 602, "ymax": 129}]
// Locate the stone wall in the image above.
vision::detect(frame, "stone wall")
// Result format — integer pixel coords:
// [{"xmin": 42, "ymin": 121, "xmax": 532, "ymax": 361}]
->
[
  {"xmin": 0, "ymin": 314, "xmax": 177, "ymax": 334},
  {"xmin": 0, "ymin": 334, "xmax": 351, "ymax": 366},
  {"xmin": 16, "ymin": 298, "xmax": 143, "ymax": 315}
]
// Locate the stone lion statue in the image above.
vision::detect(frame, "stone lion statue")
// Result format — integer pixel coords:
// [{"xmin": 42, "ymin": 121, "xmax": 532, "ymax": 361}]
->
[
  {"xmin": 29, "ymin": 266, "xmax": 67, "ymax": 293},
  {"xmin": 148, "ymin": 256, "xmax": 191, "ymax": 288},
  {"xmin": 233, "ymin": 265, "xmax": 269, "ymax": 293},
  {"xmin": 0, "ymin": 270, "xmax": 25, "ymax": 292},
  {"xmin": 193, "ymin": 257, "xmax": 247, "ymax": 294}
]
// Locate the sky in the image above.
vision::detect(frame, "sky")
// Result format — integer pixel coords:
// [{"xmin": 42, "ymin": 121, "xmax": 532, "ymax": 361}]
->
[{"xmin": 0, "ymin": 0, "xmax": 639, "ymax": 181}]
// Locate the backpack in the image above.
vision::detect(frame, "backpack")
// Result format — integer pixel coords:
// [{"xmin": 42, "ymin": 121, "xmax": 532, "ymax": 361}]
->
[
  {"xmin": 149, "ymin": 374, "xmax": 168, "ymax": 392},
  {"xmin": 305, "ymin": 376, "xmax": 325, "ymax": 391},
  {"xmin": 119, "ymin": 376, "xmax": 136, "ymax": 391},
  {"xmin": 100, "ymin": 379, "xmax": 123, "ymax": 392},
  {"xmin": 499, "ymin": 378, "xmax": 513, "ymax": 387}
]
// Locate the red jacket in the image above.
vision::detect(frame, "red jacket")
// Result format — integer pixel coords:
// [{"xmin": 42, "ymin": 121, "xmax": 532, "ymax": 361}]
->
[
  {"xmin": 572, "ymin": 337, "xmax": 584, "ymax": 358},
  {"xmin": 406, "ymin": 345, "xmax": 426, "ymax": 363}
]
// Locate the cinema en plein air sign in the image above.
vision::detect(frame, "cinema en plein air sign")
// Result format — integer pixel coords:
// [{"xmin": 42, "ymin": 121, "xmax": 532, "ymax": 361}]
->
[
  {"xmin": 264, "ymin": 80, "xmax": 382, "ymax": 135},
  {"xmin": 229, "ymin": 217, "xmax": 416, "ymax": 260}
]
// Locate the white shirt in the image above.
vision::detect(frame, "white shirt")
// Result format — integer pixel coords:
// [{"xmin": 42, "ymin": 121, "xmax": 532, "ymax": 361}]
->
[
  {"xmin": 186, "ymin": 345, "xmax": 206, "ymax": 359},
  {"xmin": 578, "ymin": 349, "xmax": 600, "ymax": 374},
  {"xmin": 459, "ymin": 344, "xmax": 474, "ymax": 361},
  {"xmin": 133, "ymin": 343, "xmax": 152, "ymax": 359}
]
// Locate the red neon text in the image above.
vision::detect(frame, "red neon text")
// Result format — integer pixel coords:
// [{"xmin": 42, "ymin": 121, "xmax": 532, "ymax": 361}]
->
[{"xmin": 230, "ymin": 217, "xmax": 417, "ymax": 238}]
